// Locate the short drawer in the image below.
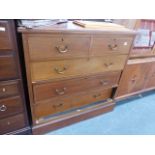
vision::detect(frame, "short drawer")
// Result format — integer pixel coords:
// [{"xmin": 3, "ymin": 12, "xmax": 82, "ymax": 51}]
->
[
  {"xmin": 0, "ymin": 114, "xmax": 25, "ymax": 134},
  {"xmin": 0, "ymin": 21, "xmax": 13, "ymax": 50},
  {"xmin": 34, "ymin": 88, "xmax": 112, "ymax": 119},
  {"xmin": 91, "ymin": 37, "xmax": 133, "ymax": 56},
  {"xmin": 33, "ymin": 71, "xmax": 121, "ymax": 102},
  {"xmin": 0, "ymin": 80, "xmax": 20, "ymax": 98},
  {"xmin": 31, "ymin": 55, "xmax": 127, "ymax": 82},
  {"xmin": 0, "ymin": 96, "xmax": 23, "ymax": 119},
  {"xmin": 0, "ymin": 55, "xmax": 17, "ymax": 80},
  {"xmin": 28, "ymin": 34, "xmax": 90, "ymax": 60}
]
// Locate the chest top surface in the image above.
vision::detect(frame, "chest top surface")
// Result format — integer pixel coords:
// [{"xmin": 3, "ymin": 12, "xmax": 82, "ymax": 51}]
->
[{"xmin": 18, "ymin": 21, "xmax": 136, "ymax": 35}]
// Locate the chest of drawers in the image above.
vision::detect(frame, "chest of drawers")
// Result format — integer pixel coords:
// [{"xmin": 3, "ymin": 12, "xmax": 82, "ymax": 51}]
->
[
  {"xmin": 19, "ymin": 21, "xmax": 135, "ymax": 134},
  {"xmin": 0, "ymin": 20, "xmax": 31, "ymax": 134}
]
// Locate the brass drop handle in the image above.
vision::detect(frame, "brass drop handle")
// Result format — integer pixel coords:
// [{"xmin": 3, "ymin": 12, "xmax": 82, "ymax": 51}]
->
[
  {"xmin": 56, "ymin": 45, "xmax": 68, "ymax": 53},
  {"xmin": 54, "ymin": 66, "xmax": 67, "ymax": 74},
  {"xmin": 0, "ymin": 105, "xmax": 7, "ymax": 112},
  {"xmin": 55, "ymin": 87, "xmax": 66, "ymax": 95},
  {"xmin": 104, "ymin": 62, "xmax": 113, "ymax": 68},
  {"xmin": 108, "ymin": 44, "xmax": 118, "ymax": 50},
  {"xmin": 53, "ymin": 103, "xmax": 63, "ymax": 108},
  {"xmin": 100, "ymin": 80, "xmax": 108, "ymax": 85}
]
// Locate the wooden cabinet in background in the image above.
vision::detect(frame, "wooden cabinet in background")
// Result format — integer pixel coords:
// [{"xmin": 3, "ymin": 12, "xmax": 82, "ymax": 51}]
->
[
  {"xmin": 115, "ymin": 58, "xmax": 155, "ymax": 100},
  {"xmin": 0, "ymin": 20, "xmax": 31, "ymax": 134},
  {"xmin": 115, "ymin": 19, "xmax": 155, "ymax": 101}
]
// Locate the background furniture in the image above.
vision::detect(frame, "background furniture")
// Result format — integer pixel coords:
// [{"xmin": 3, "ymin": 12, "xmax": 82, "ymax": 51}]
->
[
  {"xmin": 115, "ymin": 19, "xmax": 155, "ymax": 100},
  {"xmin": 19, "ymin": 21, "xmax": 135, "ymax": 134},
  {"xmin": 0, "ymin": 20, "xmax": 31, "ymax": 134}
]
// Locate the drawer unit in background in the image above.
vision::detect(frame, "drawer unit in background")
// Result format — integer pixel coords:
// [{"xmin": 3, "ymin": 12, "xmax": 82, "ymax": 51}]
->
[
  {"xmin": 0, "ymin": 20, "xmax": 31, "ymax": 135},
  {"xmin": 0, "ymin": 21, "xmax": 13, "ymax": 50},
  {"xmin": 0, "ymin": 55, "xmax": 18, "ymax": 80},
  {"xmin": 0, "ymin": 114, "xmax": 26, "ymax": 134},
  {"xmin": 0, "ymin": 96, "xmax": 23, "ymax": 119},
  {"xmin": 19, "ymin": 21, "xmax": 135, "ymax": 134},
  {"xmin": 0, "ymin": 80, "xmax": 20, "ymax": 98}
]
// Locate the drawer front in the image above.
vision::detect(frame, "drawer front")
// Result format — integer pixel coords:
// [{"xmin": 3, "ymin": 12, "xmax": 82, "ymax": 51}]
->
[
  {"xmin": 0, "ymin": 114, "xmax": 25, "ymax": 134},
  {"xmin": 31, "ymin": 55, "xmax": 127, "ymax": 82},
  {"xmin": 0, "ymin": 80, "xmax": 20, "ymax": 98},
  {"xmin": 0, "ymin": 21, "xmax": 13, "ymax": 50},
  {"xmin": 91, "ymin": 37, "xmax": 132, "ymax": 56},
  {"xmin": 28, "ymin": 34, "xmax": 90, "ymax": 60},
  {"xmin": 33, "ymin": 71, "xmax": 121, "ymax": 102},
  {"xmin": 34, "ymin": 88, "xmax": 112, "ymax": 119},
  {"xmin": 0, "ymin": 96, "xmax": 23, "ymax": 119},
  {"xmin": 0, "ymin": 55, "xmax": 17, "ymax": 80}
]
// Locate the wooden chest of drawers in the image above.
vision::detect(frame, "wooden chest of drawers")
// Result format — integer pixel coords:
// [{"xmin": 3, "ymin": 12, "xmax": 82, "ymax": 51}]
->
[
  {"xmin": 19, "ymin": 21, "xmax": 135, "ymax": 134},
  {"xmin": 0, "ymin": 20, "xmax": 30, "ymax": 134}
]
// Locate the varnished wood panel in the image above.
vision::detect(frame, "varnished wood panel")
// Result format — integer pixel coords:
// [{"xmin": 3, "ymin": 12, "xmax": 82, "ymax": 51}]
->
[
  {"xmin": 0, "ymin": 96, "xmax": 23, "ymax": 119},
  {"xmin": 115, "ymin": 61, "xmax": 151, "ymax": 97},
  {"xmin": 0, "ymin": 80, "xmax": 20, "ymax": 98},
  {"xmin": 0, "ymin": 114, "xmax": 25, "ymax": 134},
  {"xmin": 91, "ymin": 37, "xmax": 133, "ymax": 56},
  {"xmin": 31, "ymin": 55, "xmax": 127, "ymax": 82},
  {"xmin": 28, "ymin": 34, "xmax": 90, "ymax": 60},
  {"xmin": 34, "ymin": 88, "xmax": 112, "ymax": 120},
  {"xmin": 0, "ymin": 21, "xmax": 13, "ymax": 50},
  {"xmin": 33, "ymin": 100, "xmax": 115, "ymax": 134},
  {"xmin": 33, "ymin": 71, "xmax": 121, "ymax": 102},
  {"xmin": 0, "ymin": 55, "xmax": 17, "ymax": 80},
  {"xmin": 144, "ymin": 61, "xmax": 155, "ymax": 89}
]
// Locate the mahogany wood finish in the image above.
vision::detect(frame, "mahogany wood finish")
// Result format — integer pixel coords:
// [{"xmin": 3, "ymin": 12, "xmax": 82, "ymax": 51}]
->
[
  {"xmin": 115, "ymin": 58, "xmax": 152, "ymax": 99},
  {"xmin": 33, "ymin": 71, "xmax": 121, "ymax": 102},
  {"xmin": 0, "ymin": 80, "xmax": 20, "ymax": 98},
  {"xmin": 28, "ymin": 34, "xmax": 90, "ymax": 60},
  {"xmin": 33, "ymin": 100, "xmax": 115, "ymax": 134},
  {"xmin": 0, "ymin": 20, "xmax": 31, "ymax": 134},
  {"xmin": 0, "ymin": 114, "xmax": 25, "ymax": 134},
  {"xmin": 31, "ymin": 56, "xmax": 126, "ymax": 82},
  {"xmin": 0, "ymin": 96, "xmax": 23, "ymax": 118},
  {"xmin": 0, "ymin": 55, "xmax": 18, "ymax": 80},
  {"xmin": 0, "ymin": 21, "xmax": 13, "ymax": 50},
  {"xmin": 19, "ymin": 21, "xmax": 135, "ymax": 134},
  {"xmin": 34, "ymin": 88, "xmax": 112, "ymax": 120}
]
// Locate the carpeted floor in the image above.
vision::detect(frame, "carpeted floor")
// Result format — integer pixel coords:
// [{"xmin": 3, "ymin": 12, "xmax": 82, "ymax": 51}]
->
[{"xmin": 46, "ymin": 90, "xmax": 155, "ymax": 135}]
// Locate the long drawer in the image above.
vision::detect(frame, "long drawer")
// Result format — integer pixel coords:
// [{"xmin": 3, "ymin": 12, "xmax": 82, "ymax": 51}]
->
[
  {"xmin": 28, "ymin": 34, "xmax": 90, "ymax": 60},
  {"xmin": 0, "ymin": 80, "xmax": 20, "ymax": 98},
  {"xmin": 34, "ymin": 88, "xmax": 112, "ymax": 119},
  {"xmin": 0, "ymin": 96, "xmax": 23, "ymax": 119},
  {"xmin": 0, "ymin": 55, "xmax": 17, "ymax": 80},
  {"xmin": 0, "ymin": 21, "xmax": 13, "ymax": 50},
  {"xmin": 91, "ymin": 37, "xmax": 132, "ymax": 56},
  {"xmin": 33, "ymin": 71, "xmax": 121, "ymax": 102},
  {"xmin": 0, "ymin": 114, "xmax": 25, "ymax": 134},
  {"xmin": 31, "ymin": 55, "xmax": 127, "ymax": 82}
]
